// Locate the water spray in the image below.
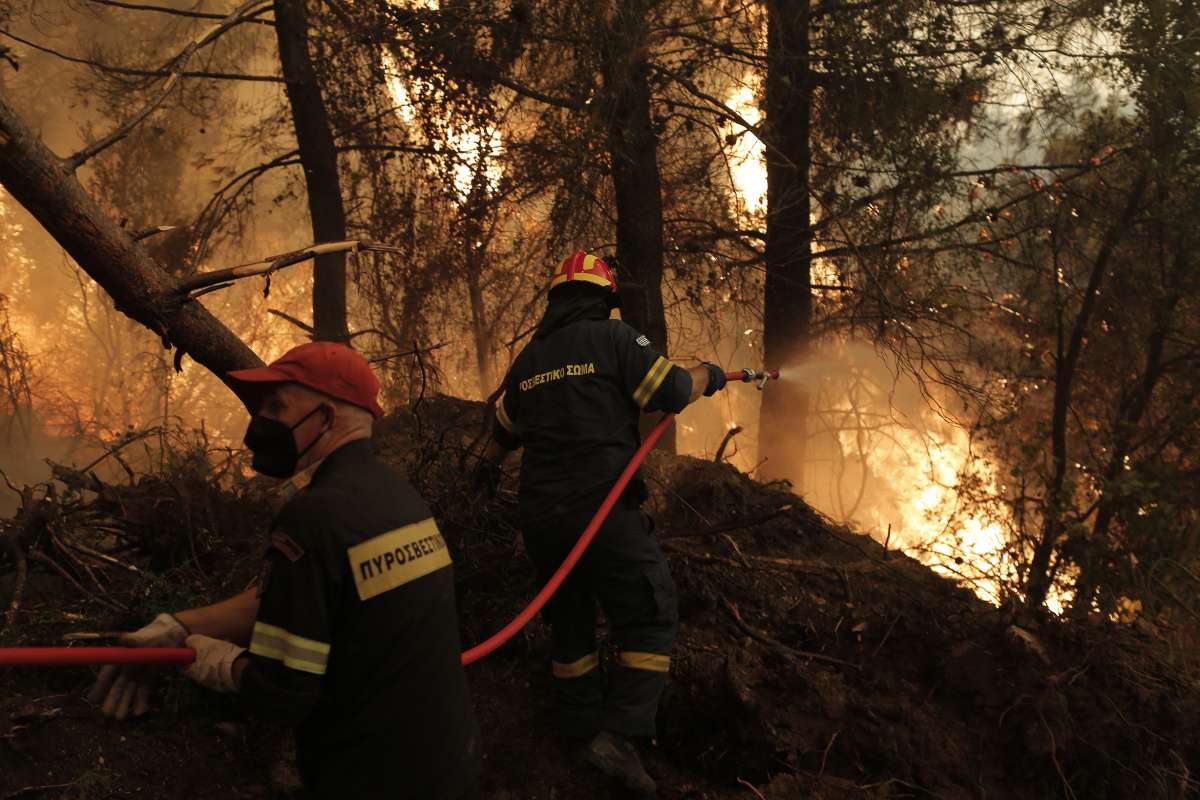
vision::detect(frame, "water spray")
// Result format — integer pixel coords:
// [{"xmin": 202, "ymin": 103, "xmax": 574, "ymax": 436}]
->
[{"xmin": 0, "ymin": 367, "xmax": 780, "ymax": 669}]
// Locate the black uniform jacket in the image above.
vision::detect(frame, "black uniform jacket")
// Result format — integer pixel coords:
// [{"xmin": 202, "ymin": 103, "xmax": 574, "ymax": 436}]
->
[
  {"xmin": 492, "ymin": 318, "xmax": 692, "ymax": 521},
  {"xmin": 240, "ymin": 439, "xmax": 480, "ymax": 800}
]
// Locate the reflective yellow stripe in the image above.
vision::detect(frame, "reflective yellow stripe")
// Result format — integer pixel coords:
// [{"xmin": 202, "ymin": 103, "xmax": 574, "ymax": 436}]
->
[
  {"xmin": 252, "ymin": 621, "xmax": 331, "ymax": 655},
  {"xmin": 633, "ymin": 356, "xmax": 672, "ymax": 408},
  {"xmin": 249, "ymin": 621, "xmax": 331, "ymax": 676},
  {"xmin": 495, "ymin": 397, "xmax": 516, "ymax": 433},
  {"xmin": 552, "ymin": 652, "xmax": 599, "ymax": 678},
  {"xmin": 619, "ymin": 651, "xmax": 670, "ymax": 673}
]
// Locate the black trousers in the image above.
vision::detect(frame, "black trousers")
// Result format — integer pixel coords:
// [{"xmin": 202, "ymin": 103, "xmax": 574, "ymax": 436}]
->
[{"xmin": 522, "ymin": 506, "xmax": 679, "ymax": 739}]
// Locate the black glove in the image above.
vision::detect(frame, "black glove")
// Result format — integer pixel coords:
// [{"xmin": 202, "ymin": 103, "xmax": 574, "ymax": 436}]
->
[
  {"xmin": 471, "ymin": 459, "xmax": 501, "ymax": 498},
  {"xmin": 701, "ymin": 362, "xmax": 728, "ymax": 397}
]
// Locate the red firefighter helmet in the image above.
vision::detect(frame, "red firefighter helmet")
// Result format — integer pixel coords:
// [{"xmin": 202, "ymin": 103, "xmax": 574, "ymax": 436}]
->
[{"xmin": 550, "ymin": 250, "xmax": 618, "ymax": 293}]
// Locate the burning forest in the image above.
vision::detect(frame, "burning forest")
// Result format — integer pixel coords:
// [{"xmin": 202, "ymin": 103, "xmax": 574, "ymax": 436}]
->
[{"xmin": 0, "ymin": 0, "xmax": 1198, "ymax": 798}]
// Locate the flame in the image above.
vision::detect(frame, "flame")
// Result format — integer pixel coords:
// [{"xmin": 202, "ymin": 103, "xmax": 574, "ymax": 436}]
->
[
  {"xmin": 815, "ymin": 362, "xmax": 1067, "ymax": 614},
  {"xmin": 717, "ymin": 80, "xmax": 1028, "ymax": 607},
  {"xmin": 723, "ymin": 80, "xmax": 838, "ymax": 289},
  {"xmin": 380, "ymin": 13, "xmax": 502, "ymax": 201},
  {"xmin": 724, "ymin": 83, "xmax": 765, "ymax": 216},
  {"xmin": 0, "ymin": 184, "xmax": 312, "ymax": 447},
  {"xmin": 842, "ymin": 420, "xmax": 1012, "ymax": 604}
]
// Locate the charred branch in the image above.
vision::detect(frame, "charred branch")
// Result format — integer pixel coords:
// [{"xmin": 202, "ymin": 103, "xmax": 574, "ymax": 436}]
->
[{"xmin": 714, "ymin": 426, "xmax": 743, "ymax": 463}]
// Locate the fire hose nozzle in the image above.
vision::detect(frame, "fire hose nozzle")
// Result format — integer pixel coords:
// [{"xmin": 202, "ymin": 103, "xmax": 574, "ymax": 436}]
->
[{"xmin": 732, "ymin": 368, "xmax": 780, "ymax": 390}]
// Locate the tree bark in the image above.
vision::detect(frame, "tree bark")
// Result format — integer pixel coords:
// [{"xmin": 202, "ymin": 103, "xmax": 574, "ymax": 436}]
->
[
  {"xmin": 602, "ymin": 0, "xmax": 672, "ymax": 451},
  {"xmin": 759, "ymin": 0, "xmax": 813, "ymax": 486},
  {"xmin": 274, "ymin": 0, "xmax": 349, "ymax": 342},
  {"xmin": 0, "ymin": 92, "xmax": 261, "ymax": 384}
]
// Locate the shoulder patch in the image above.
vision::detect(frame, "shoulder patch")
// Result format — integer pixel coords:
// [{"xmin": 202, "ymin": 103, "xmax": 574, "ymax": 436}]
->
[
  {"xmin": 270, "ymin": 530, "xmax": 306, "ymax": 562},
  {"xmin": 636, "ymin": 335, "xmax": 651, "ymax": 347}
]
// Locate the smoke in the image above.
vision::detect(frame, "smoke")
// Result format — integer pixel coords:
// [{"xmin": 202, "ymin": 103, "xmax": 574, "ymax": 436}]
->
[
  {"xmin": 675, "ymin": 335, "xmax": 1013, "ymax": 604},
  {"xmin": 0, "ymin": 7, "xmax": 325, "ymax": 505}
]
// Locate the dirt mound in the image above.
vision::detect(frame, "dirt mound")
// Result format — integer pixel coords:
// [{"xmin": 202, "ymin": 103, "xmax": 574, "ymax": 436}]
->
[
  {"xmin": 382, "ymin": 396, "xmax": 1200, "ymax": 799},
  {"xmin": 2, "ymin": 395, "xmax": 1197, "ymax": 799}
]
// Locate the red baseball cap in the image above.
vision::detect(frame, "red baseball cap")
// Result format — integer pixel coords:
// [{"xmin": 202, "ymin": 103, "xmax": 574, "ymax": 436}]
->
[{"xmin": 226, "ymin": 342, "xmax": 385, "ymax": 420}]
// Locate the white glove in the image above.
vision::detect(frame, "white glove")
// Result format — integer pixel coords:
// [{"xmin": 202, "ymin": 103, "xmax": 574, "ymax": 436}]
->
[
  {"xmin": 183, "ymin": 634, "xmax": 246, "ymax": 694},
  {"xmin": 86, "ymin": 613, "xmax": 188, "ymax": 719}
]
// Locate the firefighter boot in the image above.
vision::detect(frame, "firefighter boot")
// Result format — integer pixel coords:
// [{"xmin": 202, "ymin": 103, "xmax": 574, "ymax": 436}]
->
[{"xmin": 580, "ymin": 730, "xmax": 657, "ymax": 796}]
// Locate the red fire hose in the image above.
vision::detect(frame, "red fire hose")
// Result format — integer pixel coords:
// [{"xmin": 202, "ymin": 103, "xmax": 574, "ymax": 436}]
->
[
  {"xmin": 459, "ymin": 368, "xmax": 776, "ymax": 664},
  {"xmin": 0, "ymin": 369, "xmax": 777, "ymax": 669},
  {"xmin": 0, "ymin": 647, "xmax": 195, "ymax": 666},
  {"xmin": 461, "ymin": 411, "xmax": 672, "ymax": 665}
]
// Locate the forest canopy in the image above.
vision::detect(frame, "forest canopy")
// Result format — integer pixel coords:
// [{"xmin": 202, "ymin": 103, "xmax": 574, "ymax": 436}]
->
[{"xmin": 0, "ymin": 0, "xmax": 1196, "ymax": 625}]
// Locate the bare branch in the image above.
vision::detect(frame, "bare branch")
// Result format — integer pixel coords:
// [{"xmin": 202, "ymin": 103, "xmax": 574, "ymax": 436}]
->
[
  {"xmin": 131, "ymin": 224, "xmax": 176, "ymax": 241},
  {"xmin": 714, "ymin": 426, "xmax": 742, "ymax": 463},
  {"xmin": 179, "ymin": 240, "xmax": 404, "ymax": 298},
  {"xmin": 267, "ymin": 309, "xmax": 314, "ymax": 335},
  {"xmin": 486, "ymin": 72, "xmax": 586, "ymax": 111},
  {"xmin": 369, "ymin": 342, "xmax": 450, "ymax": 364},
  {"xmin": 815, "ymin": 155, "xmax": 1123, "ymax": 261},
  {"xmin": 0, "ymin": 28, "xmax": 281, "ymax": 82},
  {"xmin": 64, "ymin": 0, "xmax": 277, "ymax": 171},
  {"xmin": 85, "ymin": 0, "xmax": 275, "ymax": 25}
]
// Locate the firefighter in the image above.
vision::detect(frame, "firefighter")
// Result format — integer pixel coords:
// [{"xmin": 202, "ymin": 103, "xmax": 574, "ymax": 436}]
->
[
  {"xmin": 88, "ymin": 342, "xmax": 481, "ymax": 800},
  {"xmin": 476, "ymin": 251, "xmax": 729, "ymax": 796}
]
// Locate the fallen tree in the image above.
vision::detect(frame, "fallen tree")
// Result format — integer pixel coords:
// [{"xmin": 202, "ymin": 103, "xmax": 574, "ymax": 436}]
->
[{"xmin": 0, "ymin": 91, "xmax": 261, "ymax": 382}]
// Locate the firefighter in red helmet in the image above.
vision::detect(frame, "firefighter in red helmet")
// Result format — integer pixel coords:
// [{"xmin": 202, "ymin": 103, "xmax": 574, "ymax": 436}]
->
[{"xmin": 477, "ymin": 251, "xmax": 729, "ymax": 796}]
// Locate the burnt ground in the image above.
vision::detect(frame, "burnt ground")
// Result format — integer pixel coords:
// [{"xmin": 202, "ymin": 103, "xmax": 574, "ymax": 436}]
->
[{"xmin": 1, "ymin": 395, "xmax": 1198, "ymax": 799}]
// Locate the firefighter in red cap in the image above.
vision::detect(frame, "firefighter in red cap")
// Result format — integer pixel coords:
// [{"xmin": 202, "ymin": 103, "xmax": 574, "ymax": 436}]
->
[
  {"xmin": 88, "ymin": 342, "xmax": 481, "ymax": 800},
  {"xmin": 476, "ymin": 251, "xmax": 729, "ymax": 796}
]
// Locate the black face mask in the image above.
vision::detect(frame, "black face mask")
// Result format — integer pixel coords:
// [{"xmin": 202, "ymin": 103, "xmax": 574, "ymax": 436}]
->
[{"xmin": 244, "ymin": 404, "xmax": 328, "ymax": 479}]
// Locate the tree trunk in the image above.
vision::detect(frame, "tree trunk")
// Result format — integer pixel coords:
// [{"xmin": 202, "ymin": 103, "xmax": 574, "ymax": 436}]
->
[
  {"xmin": 602, "ymin": 0, "xmax": 672, "ymax": 451},
  {"xmin": 0, "ymin": 93, "xmax": 261, "ymax": 385},
  {"xmin": 759, "ymin": 0, "xmax": 813, "ymax": 487},
  {"xmin": 465, "ymin": 235, "xmax": 496, "ymax": 398},
  {"xmin": 1025, "ymin": 174, "xmax": 1147, "ymax": 609},
  {"xmin": 274, "ymin": 0, "xmax": 349, "ymax": 343},
  {"xmin": 1070, "ymin": 248, "xmax": 1184, "ymax": 616}
]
